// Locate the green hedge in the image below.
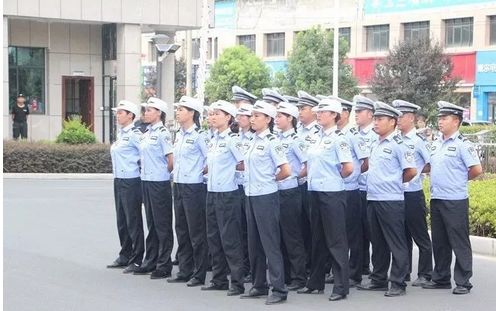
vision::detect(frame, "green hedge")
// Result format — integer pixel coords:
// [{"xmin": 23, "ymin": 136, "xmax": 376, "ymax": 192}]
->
[
  {"xmin": 3, "ymin": 141, "xmax": 112, "ymax": 173},
  {"xmin": 459, "ymin": 125, "xmax": 496, "ymax": 141},
  {"xmin": 423, "ymin": 175, "xmax": 496, "ymax": 238}
]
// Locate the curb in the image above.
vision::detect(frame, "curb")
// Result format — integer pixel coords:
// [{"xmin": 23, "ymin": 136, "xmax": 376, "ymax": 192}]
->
[
  {"xmin": 3, "ymin": 173, "xmax": 114, "ymax": 180},
  {"xmin": 470, "ymin": 235, "xmax": 496, "ymax": 257}
]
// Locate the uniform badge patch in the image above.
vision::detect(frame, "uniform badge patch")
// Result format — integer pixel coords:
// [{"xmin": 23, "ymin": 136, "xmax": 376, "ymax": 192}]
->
[
  {"xmin": 448, "ymin": 147, "xmax": 456, "ymax": 152},
  {"xmin": 256, "ymin": 145, "xmax": 264, "ymax": 151},
  {"xmin": 405, "ymin": 151, "xmax": 414, "ymax": 163},
  {"xmin": 339, "ymin": 142, "xmax": 349, "ymax": 151},
  {"xmin": 186, "ymin": 139, "xmax": 194, "ymax": 144},
  {"xmin": 383, "ymin": 148, "xmax": 392, "ymax": 154}
]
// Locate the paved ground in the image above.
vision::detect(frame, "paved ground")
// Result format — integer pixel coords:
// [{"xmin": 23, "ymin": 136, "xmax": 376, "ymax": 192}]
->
[{"xmin": 4, "ymin": 178, "xmax": 496, "ymax": 311}]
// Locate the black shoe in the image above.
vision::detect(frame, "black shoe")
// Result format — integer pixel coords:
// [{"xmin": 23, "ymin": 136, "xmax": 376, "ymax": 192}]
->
[
  {"xmin": 186, "ymin": 278, "xmax": 204, "ymax": 287},
  {"xmin": 362, "ymin": 268, "xmax": 371, "ymax": 275},
  {"xmin": 201, "ymin": 283, "xmax": 229, "ymax": 291},
  {"xmin": 297, "ymin": 287, "xmax": 324, "ymax": 294},
  {"xmin": 243, "ymin": 274, "xmax": 252, "ymax": 284},
  {"xmin": 421, "ymin": 280, "xmax": 452, "ymax": 289},
  {"xmin": 356, "ymin": 281, "xmax": 388, "ymax": 291},
  {"xmin": 106, "ymin": 260, "xmax": 127, "ymax": 269},
  {"xmin": 227, "ymin": 287, "xmax": 244, "ymax": 296},
  {"xmin": 172, "ymin": 259, "xmax": 179, "ymax": 265},
  {"xmin": 150, "ymin": 270, "xmax": 171, "ymax": 279},
  {"xmin": 287, "ymin": 282, "xmax": 305, "ymax": 291},
  {"xmin": 167, "ymin": 275, "xmax": 191, "ymax": 283},
  {"xmin": 384, "ymin": 286, "xmax": 406, "ymax": 297},
  {"xmin": 133, "ymin": 266, "xmax": 155, "ymax": 275},
  {"xmin": 240, "ymin": 287, "xmax": 268, "ymax": 299},
  {"xmin": 325, "ymin": 274, "xmax": 335, "ymax": 284},
  {"xmin": 452, "ymin": 286, "xmax": 470, "ymax": 295},
  {"xmin": 349, "ymin": 279, "xmax": 360, "ymax": 288},
  {"xmin": 412, "ymin": 276, "xmax": 429, "ymax": 287},
  {"xmin": 123, "ymin": 263, "xmax": 140, "ymax": 274},
  {"xmin": 329, "ymin": 293, "xmax": 347, "ymax": 301},
  {"xmin": 404, "ymin": 274, "xmax": 411, "ymax": 282},
  {"xmin": 265, "ymin": 294, "xmax": 287, "ymax": 305}
]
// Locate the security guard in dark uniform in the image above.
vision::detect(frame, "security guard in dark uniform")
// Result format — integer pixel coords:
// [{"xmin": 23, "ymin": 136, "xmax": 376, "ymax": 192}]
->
[
  {"xmin": 133, "ymin": 97, "xmax": 175, "ymax": 279},
  {"xmin": 240, "ymin": 101, "xmax": 291, "ymax": 305},
  {"xmin": 168, "ymin": 96, "xmax": 209, "ymax": 287},
  {"xmin": 392, "ymin": 99, "xmax": 433, "ymax": 286},
  {"xmin": 357, "ymin": 102, "xmax": 416, "ymax": 297},
  {"xmin": 108, "ymin": 100, "xmax": 144, "ymax": 272},
  {"xmin": 422, "ymin": 101, "xmax": 482, "ymax": 295}
]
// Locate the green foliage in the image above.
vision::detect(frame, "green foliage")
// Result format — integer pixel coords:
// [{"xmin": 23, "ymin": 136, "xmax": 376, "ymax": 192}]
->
[
  {"xmin": 459, "ymin": 125, "xmax": 496, "ymax": 142},
  {"xmin": 3, "ymin": 141, "xmax": 111, "ymax": 173},
  {"xmin": 205, "ymin": 46, "xmax": 271, "ymax": 102},
  {"xmin": 175, "ymin": 57, "xmax": 187, "ymax": 101},
  {"xmin": 371, "ymin": 39, "xmax": 460, "ymax": 123},
  {"xmin": 274, "ymin": 26, "xmax": 358, "ymax": 99},
  {"xmin": 56, "ymin": 118, "xmax": 96, "ymax": 145}
]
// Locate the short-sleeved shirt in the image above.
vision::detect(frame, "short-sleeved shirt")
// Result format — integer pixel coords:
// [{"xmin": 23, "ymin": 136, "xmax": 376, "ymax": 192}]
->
[
  {"xmin": 11, "ymin": 104, "xmax": 29, "ymax": 123},
  {"xmin": 307, "ymin": 126, "xmax": 353, "ymax": 192},
  {"xmin": 357, "ymin": 123, "xmax": 379, "ymax": 191},
  {"xmin": 430, "ymin": 131, "xmax": 481, "ymax": 200},
  {"xmin": 367, "ymin": 131, "xmax": 416, "ymax": 201},
  {"xmin": 207, "ymin": 128, "xmax": 244, "ymax": 192},
  {"xmin": 244, "ymin": 129, "xmax": 288, "ymax": 196},
  {"xmin": 401, "ymin": 129, "xmax": 430, "ymax": 192},
  {"xmin": 277, "ymin": 129, "xmax": 307, "ymax": 190},
  {"xmin": 173, "ymin": 125, "xmax": 208, "ymax": 184},
  {"xmin": 340, "ymin": 123, "xmax": 370, "ymax": 191},
  {"xmin": 139, "ymin": 122, "xmax": 173, "ymax": 182},
  {"xmin": 236, "ymin": 130, "xmax": 254, "ymax": 186},
  {"xmin": 111, "ymin": 123, "xmax": 142, "ymax": 179},
  {"xmin": 297, "ymin": 121, "xmax": 321, "ymax": 184}
]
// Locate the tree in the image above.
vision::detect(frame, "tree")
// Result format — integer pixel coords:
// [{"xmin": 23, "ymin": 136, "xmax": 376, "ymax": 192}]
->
[
  {"xmin": 371, "ymin": 39, "xmax": 460, "ymax": 120},
  {"xmin": 274, "ymin": 26, "xmax": 358, "ymax": 100},
  {"xmin": 205, "ymin": 45, "xmax": 271, "ymax": 102},
  {"xmin": 175, "ymin": 57, "xmax": 187, "ymax": 101}
]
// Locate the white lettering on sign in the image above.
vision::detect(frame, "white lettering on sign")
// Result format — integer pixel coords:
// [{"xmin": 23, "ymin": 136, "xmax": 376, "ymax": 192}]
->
[{"xmin": 477, "ymin": 64, "xmax": 496, "ymax": 73}]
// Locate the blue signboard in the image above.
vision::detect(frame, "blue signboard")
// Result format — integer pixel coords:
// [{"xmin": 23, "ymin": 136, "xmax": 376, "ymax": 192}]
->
[
  {"xmin": 265, "ymin": 60, "xmax": 288, "ymax": 75},
  {"xmin": 364, "ymin": 0, "xmax": 494, "ymax": 14},
  {"xmin": 474, "ymin": 51, "xmax": 496, "ymax": 122},
  {"xmin": 215, "ymin": 0, "xmax": 236, "ymax": 29}
]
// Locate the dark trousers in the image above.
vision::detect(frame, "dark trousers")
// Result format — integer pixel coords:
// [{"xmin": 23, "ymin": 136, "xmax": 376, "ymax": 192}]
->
[
  {"xmin": 279, "ymin": 187, "xmax": 307, "ymax": 287},
  {"xmin": 345, "ymin": 189, "xmax": 363, "ymax": 282},
  {"xmin": 307, "ymin": 191, "xmax": 349, "ymax": 295},
  {"xmin": 13, "ymin": 121, "xmax": 28, "ymax": 139},
  {"xmin": 238, "ymin": 185, "xmax": 250, "ymax": 276},
  {"xmin": 368, "ymin": 200, "xmax": 409, "ymax": 288},
  {"xmin": 113, "ymin": 177, "xmax": 144, "ymax": 265},
  {"xmin": 430, "ymin": 199, "xmax": 473, "ymax": 289},
  {"xmin": 245, "ymin": 193, "xmax": 287, "ymax": 297},
  {"xmin": 173, "ymin": 183, "xmax": 208, "ymax": 282},
  {"xmin": 206, "ymin": 190, "xmax": 245, "ymax": 291},
  {"xmin": 405, "ymin": 190, "xmax": 433, "ymax": 279},
  {"xmin": 299, "ymin": 182, "xmax": 312, "ymax": 270},
  {"xmin": 141, "ymin": 180, "xmax": 173, "ymax": 273},
  {"xmin": 360, "ymin": 190, "xmax": 371, "ymax": 272}
]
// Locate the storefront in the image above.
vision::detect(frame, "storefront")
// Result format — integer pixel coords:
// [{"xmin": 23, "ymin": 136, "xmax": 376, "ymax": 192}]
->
[{"xmin": 474, "ymin": 50, "xmax": 496, "ymax": 123}]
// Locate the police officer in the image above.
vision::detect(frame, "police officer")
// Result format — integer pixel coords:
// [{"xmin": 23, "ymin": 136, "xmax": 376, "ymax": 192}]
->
[
  {"xmin": 240, "ymin": 101, "xmax": 291, "ymax": 305},
  {"xmin": 335, "ymin": 96, "xmax": 370, "ymax": 287},
  {"xmin": 168, "ymin": 96, "xmax": 209, "ymax": 287},
  {"xmin": 392, "ymin": 100, "xmax": 433, "ymax": 286},
  {"xmin": 422, "ymin": 101, "xmax": 482, "ymax": 295},
  {"xmin": 232, "ymin": 85, "xmax": 257, "ymax": 108},
  {"xmin": 353, "ymin": 95, "xmax": 378, "ymax": 276},
  {"xmin": 297, "ymin": 98, "xmax": 352, "ymax": 301},
  {"xmin": 133, "ymin": 97, "xmax": 175, "ymax": 279},
  {"xmin": 357, "ymin": 102, "xmax": 417, "ymax": 297},
  {"xmin": 107, "ymin": 100, "xmax": 145, "ymax": 272},
  {"xmin": 274, "ymin": 102, "xmax": 308, "ymax": 291},
  {"xmin": 283, "ymin": 95, "xmax": 299, "ymax": 106}
]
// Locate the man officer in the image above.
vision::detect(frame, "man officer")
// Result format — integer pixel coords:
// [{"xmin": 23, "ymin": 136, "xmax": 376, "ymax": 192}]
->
[
  {"xmin": 422, "ymin": 101, "xmax": 482, "ymax": 295},
  {"xmin": 392, "ymin": 100, "xmax": 433, "ymax": 286}
]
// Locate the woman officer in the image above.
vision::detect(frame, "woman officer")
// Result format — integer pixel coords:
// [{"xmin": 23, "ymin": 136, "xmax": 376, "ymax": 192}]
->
[
  {"xmin": 132, "ymin": 97, "xmax": 174, "ymax": 279},
  {"xmin": 200, "ymin": 100, "xmax": 246, "ymax": 296},
  {"xmin": 168, "ymin": 96, "xmax": 209, "ymax": 287},
  {"xmin": 297, "ymin": 98, "xmax": 353, "ymax": 301},
  {"xmin": 274, "ymin": 102, "xmax": 308, "ymax": 291},
  {"xmin": 240, "ymin": 101, "xmax": 291, "ymax": 305}
]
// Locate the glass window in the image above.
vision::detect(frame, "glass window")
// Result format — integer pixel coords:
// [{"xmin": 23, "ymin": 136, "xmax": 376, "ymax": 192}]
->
[
  {"xmin": 238, "ymin": 34, "xmax": 256, "ymax": 53},
  {"xmin": 445, "ymin": 18, "xmax": 473, "ymax": 47},
  {"xmin": 207, "ymin": 38, "xmax": 212, "ymax": 60},
  {"xmin": 366, "ymin": 24, "xmax": 389, "ymax": 52},
  {"xmin": 8, "ymin": 46, "xmax": 46, "ymax": 114},
  {"xmin": 490, "ymin": 16, "xmax": 496, "ymax": 45},
  {"xmin": 192, "ymin": 38, "xmax": 200, "ymax": 59},
  {"xmin": 214, "ymin": 37, "xmax": 218, "ymax": 59},
  {"xmin": 339, "ymin": 27, "xmax": 351, "ymax": 50},
  {"xmin": 404, "ymin": 21, "xmax": 429, "ymax": 42},
  {"xmin": 266, "ymin": 33, "xmax": 285, "ymax": 57}
]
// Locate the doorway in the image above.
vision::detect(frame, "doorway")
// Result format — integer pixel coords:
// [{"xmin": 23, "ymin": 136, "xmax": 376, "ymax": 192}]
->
[{"xmin": 62, "ymin": 76, "xmax": 94, "ymax": 130}]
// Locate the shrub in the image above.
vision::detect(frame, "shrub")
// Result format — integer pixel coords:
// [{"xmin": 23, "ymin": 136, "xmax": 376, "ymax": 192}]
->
[
  {"xmin": 3, "ymin": 141, "xmax": 111, "ymax": 173},
  {"xmin": 460, "ymin": 125, "xmax": 496, "ymax": 142},
  {"xmin": 56, "ymin": 118, "xmax": 97, "ymax": 144}
]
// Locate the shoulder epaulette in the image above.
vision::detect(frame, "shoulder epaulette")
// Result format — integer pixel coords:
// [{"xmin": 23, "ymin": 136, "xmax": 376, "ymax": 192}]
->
[
  {"xmin": 416, "ymin": 132, "xmax": 426, "ymax": 141},
  {"xmin": 393, "ymin": 135, "xmax": 403, "ymax": 144},
  {"xmin": 350, "ymin": 127, "xmax": 358, "ymax": 135},
  {"xmin": 196, "ymin": 128, "xmax": 206, "ymax": 134},
  {"xmin": 132, "ymin": 128, "xmax": 142, "ymax": 134},
  {"xmin": 228, "ymin": 131, "xmax": 238, "ymax": 137},
  {"xmin": 290, "ymin": 132, "xmax": 298, "ymax": 140},
  {"xmin": 267, "ymin": 133, "xmax": 276, "ymax": 141},
  {"xmin": 458, "ymin": 134, "xmax": 468, "ymax": 142},
  {"xmin": 335, "ymin": 129, "xmax": 344, "ymax": 136}
]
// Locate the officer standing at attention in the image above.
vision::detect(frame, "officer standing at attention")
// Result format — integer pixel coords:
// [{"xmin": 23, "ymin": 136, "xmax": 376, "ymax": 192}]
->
[
  {"xmin": 353, "ymin": 95, "xmax": 378, "ymax": 276},
  {"xmin": 335, "ymin": 96, "xmax": 370, "ymax": 287},
  {"xmin": 391, "ymin": 100, "xmax": 433, "ymax": 286},
  {"xmin": 232, "ymin": 85, "xmax": 257, "ymax": 108},
  {"xmin": 133, "ymin": 97, "xmax": 175, "ymax": 279},
  {"xmin": 240, "ymin": 101, "xmax": 291, "ymax": 305},
  {"xmin": 168, "ymin": 96, "xmax": 209, "ymax": 287},
  {"xmin": 274, "ymin": 102, "xmax": 308, "ymax": 292},
  {"xmin": 422, "ymin": 101, "xmax": 482, "ymax": 295},
  {"xmin": 107, "ymin": 100, "xmax": 145, "ymax": 272},
  {"xmin": 297, "ymin": 98, "xmax": 352, "ymax": 301},
  {"xmin": 357, "ymin": 102, "xmax": 417, "ymax": 297}
]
